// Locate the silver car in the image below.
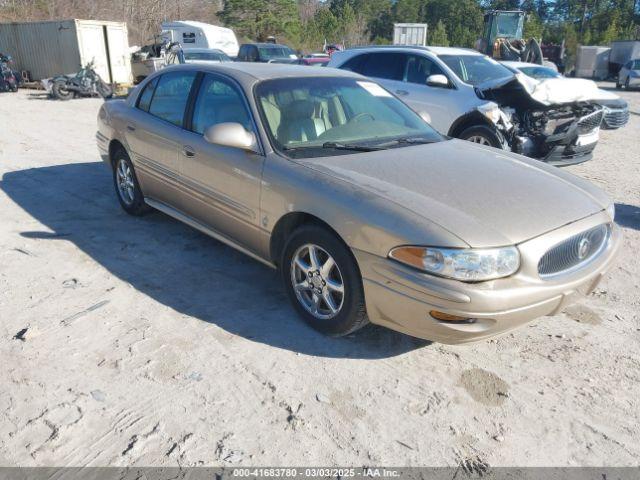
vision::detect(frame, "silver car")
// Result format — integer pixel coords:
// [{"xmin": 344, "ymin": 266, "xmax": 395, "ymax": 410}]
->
[
  {"xmin": 96, "ymin": 63, "xmax": 619, "ymax": 344},
  {"xmin": 328, "ymin": 46, "xmax": 604, "ymax": 166},
  {"xmin": 617, "ymin": 58, "xmax": 640, "ymax": 89}
]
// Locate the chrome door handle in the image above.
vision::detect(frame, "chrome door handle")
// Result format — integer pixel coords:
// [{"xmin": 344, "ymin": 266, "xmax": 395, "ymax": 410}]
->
[
  {"xmin": 182, "ymin": 146, "xmax": 195, "ymax": 158},
  {"xmin": 126, "ymin": 125, "xmax": 136, "ymax": 132},
  {"xmin": 395, "ymin": 90, "xmax": 409, "ymax": 96}
]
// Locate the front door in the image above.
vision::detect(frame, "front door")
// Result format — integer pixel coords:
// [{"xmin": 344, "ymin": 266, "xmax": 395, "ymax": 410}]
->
[{"xmin": 180, "ymin": 73, "xmax": 265, "ymax": 254}]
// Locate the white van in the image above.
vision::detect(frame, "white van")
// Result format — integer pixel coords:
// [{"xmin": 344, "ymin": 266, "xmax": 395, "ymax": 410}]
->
[{"xmin": 160, "ymin": 21, "xmax": 239, "ymax": 58}]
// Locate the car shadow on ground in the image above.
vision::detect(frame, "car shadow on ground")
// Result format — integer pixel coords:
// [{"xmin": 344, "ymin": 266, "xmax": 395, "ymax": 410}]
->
[
  {"xmin": 1, "ymin": 162, "xmax": 430, "ymax": 359},
  {"xmin": 615, "ymin": 203, "xmax": 640, "ymax": 231}
]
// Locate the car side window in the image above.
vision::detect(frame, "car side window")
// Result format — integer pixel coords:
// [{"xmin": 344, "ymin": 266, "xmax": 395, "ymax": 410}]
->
[
  {"xmin": 340, "ymin": 54, "xmax": 369, "ymax": 73},
  {"xmin": 137, "ymin": 77, "xmax": 159, "ymax": 112},
  {"xmin": 147, "ymin": 71, "xmax": 197, "ymax": 127},
  {"xmin": 359, "ymin": 53, "xmax": 406, "ymax": 81},
  {"xmin": 191, "ymin": 74, "xmax": 252, "ymax": 135},
  {"xmin": 405, "ymin": 55, "xmax": 446, "ymax": 85},
  {"xmin": 249, "ymin": 46, "xmax": 258, "ymax": 61}
]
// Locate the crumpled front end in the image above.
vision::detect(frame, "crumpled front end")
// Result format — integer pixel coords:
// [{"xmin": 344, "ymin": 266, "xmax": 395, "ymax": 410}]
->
[{"xmin": 475, "ymin": 75, "xmax": 604, "ymax": 165}]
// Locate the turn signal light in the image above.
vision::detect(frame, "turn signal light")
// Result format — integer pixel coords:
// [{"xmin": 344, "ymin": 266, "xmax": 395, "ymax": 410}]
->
[{"xmin": 430, "ymin": 310, "xmax": 476, "ymax": 323}]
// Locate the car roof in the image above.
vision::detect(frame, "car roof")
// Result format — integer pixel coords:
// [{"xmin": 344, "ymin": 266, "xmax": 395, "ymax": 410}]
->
[
  {"xmin": 162, "ymin": 62, "xmax": 361, "ymax": 81},
  {"xmin": 241, "ymin": 43, "xmax": 291, "ymax": 48},
  {"xmin": 345, "ymin": 45, "xmax": 482, "ymax": 56},
  {"xmin": 183, "ymin": 48, "xmax": 226, "ymax": 54}
]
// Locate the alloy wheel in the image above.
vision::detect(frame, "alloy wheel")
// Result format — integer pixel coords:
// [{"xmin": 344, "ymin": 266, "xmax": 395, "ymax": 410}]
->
[
  {"xmin": 290, "ymin": 243, "xmax": 345, "ymax": 320},
  {"xmin": 467, "ymin": 135, "xmax": 492, "ymax": 146},
  {"xmin": 116, "ymin": 159, "xmax": 135, "ymax": 206}
]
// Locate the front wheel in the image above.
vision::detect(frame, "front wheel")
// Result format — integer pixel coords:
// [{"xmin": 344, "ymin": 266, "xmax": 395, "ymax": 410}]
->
[
  {"xmin": 97, "ymin": 81, "xmax": 113, "ymax": 99},
  {"xmin": 458, "ymin": 124, "xmax": 506, "ymax": 149},
  {"xmin": 282, "ymin": 225, "xmax": 369, "ymax": 337}
]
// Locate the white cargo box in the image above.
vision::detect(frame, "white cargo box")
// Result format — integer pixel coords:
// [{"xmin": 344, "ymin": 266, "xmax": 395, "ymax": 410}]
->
[
  {"xmin": 161, "ymin": 21, "xmax": 239, "ymax": 58},
  {"xmin": 0, "ymin": 19, "xmax": 131, "ymax": 83},
  {"xmin": 576, "ymin": 46, "xmax": 611, "ymax": 79},
  {"xmin": 393, "ymin": 23, "xmax": 428, "ymax": 46}
]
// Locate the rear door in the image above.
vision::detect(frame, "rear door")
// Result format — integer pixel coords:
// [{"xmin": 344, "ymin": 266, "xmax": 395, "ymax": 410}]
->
[
  {"xmin": 180, "ymin": 72, "xmax": 265, "ymax": 253},
  {"xmin": 124, "ymin": 71, "xmax": 197, "ymax": 209},
  {"xmin": 353, "ymin": 52, "xmax": 407, "ymax": 96}
]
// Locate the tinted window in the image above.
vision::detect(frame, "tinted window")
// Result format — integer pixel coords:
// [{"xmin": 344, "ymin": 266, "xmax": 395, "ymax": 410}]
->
[
  {"xmin": 519, "ymin": 66, "xmax": 560, "ymax": 79},
  {"xmin": 360, "ymin": 53, "xmax": 406, "ymax": 81},
  {"xmin": 340, "ymin": 54, "xmax": 368, "ymax": 72},
  {"xmin": 148, "ymin": 72, "xmax": 196, "ymax": 126},
  {"xmin": 406, "ymin": 55, "xmax": 446, "ymax": 84},
  {"xmin": 192, "ymin": 74, "xmax": 252, "ymax": 134},
  {"xmin": 137, "ymin": 77, "xmax": 158, "ymax": 112}
]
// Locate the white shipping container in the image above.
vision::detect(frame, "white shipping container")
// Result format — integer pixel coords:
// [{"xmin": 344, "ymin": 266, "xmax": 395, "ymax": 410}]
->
[
  {"xmin": 609, "ymin": 40, "xmax": 640, "ymax": 68},
  {"xmin": 161, "ymin": 21, "xmax": 239, "ymax": 58},
  {"xmin": 575, "ymin": 46, "xmax": 611, "ymax": 79},
  {"xmin": 393, "ymin": 23, "xmax": 428, "ymax": 46},
  {"xmin": 0, "ymin": 19, "xmax": 131, "ymax": 83}
]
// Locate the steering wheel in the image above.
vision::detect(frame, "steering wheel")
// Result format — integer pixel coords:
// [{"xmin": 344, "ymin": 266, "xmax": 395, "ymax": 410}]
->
[{"xmin": 348, "ymin": 112, "xmax": 375, "ymax": 124}]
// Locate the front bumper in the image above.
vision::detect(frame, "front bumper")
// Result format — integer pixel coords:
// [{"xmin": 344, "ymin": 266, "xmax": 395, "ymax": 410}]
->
[{"xmin": 356, "ymin": 211, "xmax": 620, "ymax": 344}]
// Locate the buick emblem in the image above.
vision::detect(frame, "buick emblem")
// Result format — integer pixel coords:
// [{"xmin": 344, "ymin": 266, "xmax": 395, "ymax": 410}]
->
[{"xmin": 578, "ymin": 238, "xmax": 591, "ymax": 260}]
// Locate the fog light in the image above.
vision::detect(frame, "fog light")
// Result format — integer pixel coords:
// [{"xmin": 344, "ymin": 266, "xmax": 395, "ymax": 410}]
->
[{"xmin": 430, "ymin": 310, "xmax": 476, "ymax": 323}]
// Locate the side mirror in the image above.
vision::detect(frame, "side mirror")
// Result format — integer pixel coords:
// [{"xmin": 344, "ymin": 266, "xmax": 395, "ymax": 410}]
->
[
  {"xmin": 417, "ymin": 110, "xmax": 431, "ymax": 124},
  {"xmin": 426, "ymin": 74, "xmax": 449, "ymax": 88},
  {"xmin": 204, "ymin": 123, "xmax": 259, "ymax": 153}
]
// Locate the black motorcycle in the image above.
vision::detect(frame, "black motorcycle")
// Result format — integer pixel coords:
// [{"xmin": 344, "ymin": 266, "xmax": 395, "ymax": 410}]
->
[
  {"xmin": 51, "ymin": 61, "xmax": 113, "ymax": 100},
  {"xmin": 0, "ymin": 54, "xmax": 18, "ymax": 92}
]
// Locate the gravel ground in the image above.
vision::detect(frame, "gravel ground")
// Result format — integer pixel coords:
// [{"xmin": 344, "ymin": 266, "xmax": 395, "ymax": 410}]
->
[{"xmin": 0, "ymin": 84, "xmax": 638, "ymax": 467}]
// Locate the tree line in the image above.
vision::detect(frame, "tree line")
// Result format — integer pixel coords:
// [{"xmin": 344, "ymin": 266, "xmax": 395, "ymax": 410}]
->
[{"xmin": 1, "ymin": 0, "xmax": 639, "ymax": 54}]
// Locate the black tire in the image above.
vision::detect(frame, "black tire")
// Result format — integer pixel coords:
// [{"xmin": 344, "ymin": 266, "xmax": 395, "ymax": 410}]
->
[
  {"xmin": 616, "ymin": 79, "xmax": 622, "ymax": 89},
  {"xmin": 10, "ymin": 83, "xmax": 17, "ymax": 92},
  {"xmin": 458, "ymin": 124, "xmax": 506, "ymax": 149},
  {"xmin": 281, "ymin": 224, "xmax": 369, "ymax": 337},
  {"xmin": 625, "ymin": 77, "xmax": 630, "ymax": 90},
  {"xmin": 52, "ymin": 80, "xmax": 73, "ymax": 100},
  {"xmin": 112, "ymin": 148, "xmax": 152, "ymax": 216}
]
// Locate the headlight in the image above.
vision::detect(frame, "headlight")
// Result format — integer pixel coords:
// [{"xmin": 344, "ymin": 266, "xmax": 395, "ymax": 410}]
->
[
  {"xmin": 606, "ymin": 203, "xmax": 615, "ymax": 221},
  {"xmin": 478, "ymin": 103, "xmax": 502, "ymax": 124},
  {"xmin": 389, "ymin": 245, "xmax": 520, "ymax": 281}
]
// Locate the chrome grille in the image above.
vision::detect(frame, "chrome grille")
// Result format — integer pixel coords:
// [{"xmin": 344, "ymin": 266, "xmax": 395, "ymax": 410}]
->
[
  {"xmin": 577, "ymin": 109, "xmax": 604, "ymax": 134},
  {"xmin": 602, "ymin": 108, "xmax": 630, "ymax": 129},
  {"xmin": 538, "ymin": 224, "xmax": 610, "ymax": 278}
]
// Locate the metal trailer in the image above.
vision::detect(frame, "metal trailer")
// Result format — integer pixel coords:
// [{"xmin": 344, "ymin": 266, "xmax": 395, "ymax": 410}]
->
[
  {"xmin": 576, "ymin": 46, "xmax": 611, "ymax": 79},
  {"xmin": 393, "ymin": 23, "xmax": 428, "ymax": 46},
  {"xmin": 609, "ymin": 40, "xmax": 640, "ymax": 73},
  {"xmin": 0, "ymin": 19, "xmax": 131, "ymax": 83}
]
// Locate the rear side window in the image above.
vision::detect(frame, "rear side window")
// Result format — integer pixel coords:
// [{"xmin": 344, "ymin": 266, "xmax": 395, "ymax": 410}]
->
[
  {"xmin": 359, "ymin": 53, "xmax": 406, "ymax": 81},
  {"xmin": 147, "ymin": 71, "xmax": 197, "ymax": 126},
  {"xmin": 340, "ymin": 54, "xmax": 368, "ymax": 72},
  {"xmin": 137, "ymin": 77, "xmax": 158, "ymax": 112}
]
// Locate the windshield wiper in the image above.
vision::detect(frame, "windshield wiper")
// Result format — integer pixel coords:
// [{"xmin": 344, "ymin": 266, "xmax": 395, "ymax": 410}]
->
[
  {"xmin": 373, "ymin": 137, "xmax": 437, "ymax": 148},
  {"xmin": 321, "ymin": 141, "xmax": 384, "ymax": 152}
]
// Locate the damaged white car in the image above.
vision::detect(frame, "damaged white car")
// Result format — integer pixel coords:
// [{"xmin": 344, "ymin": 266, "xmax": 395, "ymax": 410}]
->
[{"xmin": 328, "ymin": 46, "xmax": 604, "ymax": 166}]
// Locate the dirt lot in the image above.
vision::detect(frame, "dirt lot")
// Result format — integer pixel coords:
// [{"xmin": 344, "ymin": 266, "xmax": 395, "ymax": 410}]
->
[{"xmin": 0, "ymin": 85, "xmax": 639, "ymax": 468}]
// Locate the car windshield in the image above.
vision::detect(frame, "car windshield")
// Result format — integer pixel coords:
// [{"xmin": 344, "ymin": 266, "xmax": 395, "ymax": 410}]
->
[
  {"xmin": 259, "ymin": 46, "xmax": 295, "ymax": 59},
  {"xmin": 255, "ymin": 76, "xmax": 442, "ymax": 158},
  {"xmin": 184, "ymin": 51, "xmax": 230, "ymax": 62},
  {"xmin": 439, "ymin": 54, "xmax": 514, "ymax": 86},
  {"xmin": 519, "ymin": 66, "xmax": 561, "ymax": 79}
]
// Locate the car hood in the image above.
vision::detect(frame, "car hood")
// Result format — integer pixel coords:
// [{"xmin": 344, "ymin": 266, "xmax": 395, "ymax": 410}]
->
[
  {"xmin": 476, "ymin": 73, "xmax": 616, "ymax": 107},
  {"xmin": 304, "ymin": 140, "xmax": 608, "ymax": 248}
]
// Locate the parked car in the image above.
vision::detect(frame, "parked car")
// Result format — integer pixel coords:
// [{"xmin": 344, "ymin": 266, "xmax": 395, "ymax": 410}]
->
[
  {"xmin": 502, "ymin": 61, "xmax": 629, "ymax": 130},
  {"xmin": 299, "ymin": 54, "xmax": 330, "ymax": 66},
  {"xmin": 617, "ymin": 58, "xmax": 640, "ymax": 90},
  {"xmin": 183, "ymin": 48, "xmax": 231, "ymax": 64},
  {"xmin": 236, "ymin": 43, "xmax": 298, "ymax": 63},
  {"xmin": 96, "ymin": 63, "xmax": 619, "ymax": 344},
  {"xmin": 328, "ymin": 46, "xmax": 604, "ymax": 165}
]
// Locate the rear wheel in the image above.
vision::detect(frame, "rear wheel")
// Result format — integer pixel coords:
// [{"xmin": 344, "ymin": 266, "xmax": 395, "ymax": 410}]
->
[
  {"xmin": 52, "ymin": 80, "xmax": 73, "ymax": 100},
  {"xmin": 282, "ymin": 225, "xmax": 369, "ymax": 337},
  {"xmin": 112, "ymin": 148, "xmax": 151, "ymax": 216},
  {"xmin": 458, "ymin": 124, "xmax": 505, "ymax": 149},
  {"xmin": 625, "ymin": 77, "xmax": 631, "ymax": 90}
]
